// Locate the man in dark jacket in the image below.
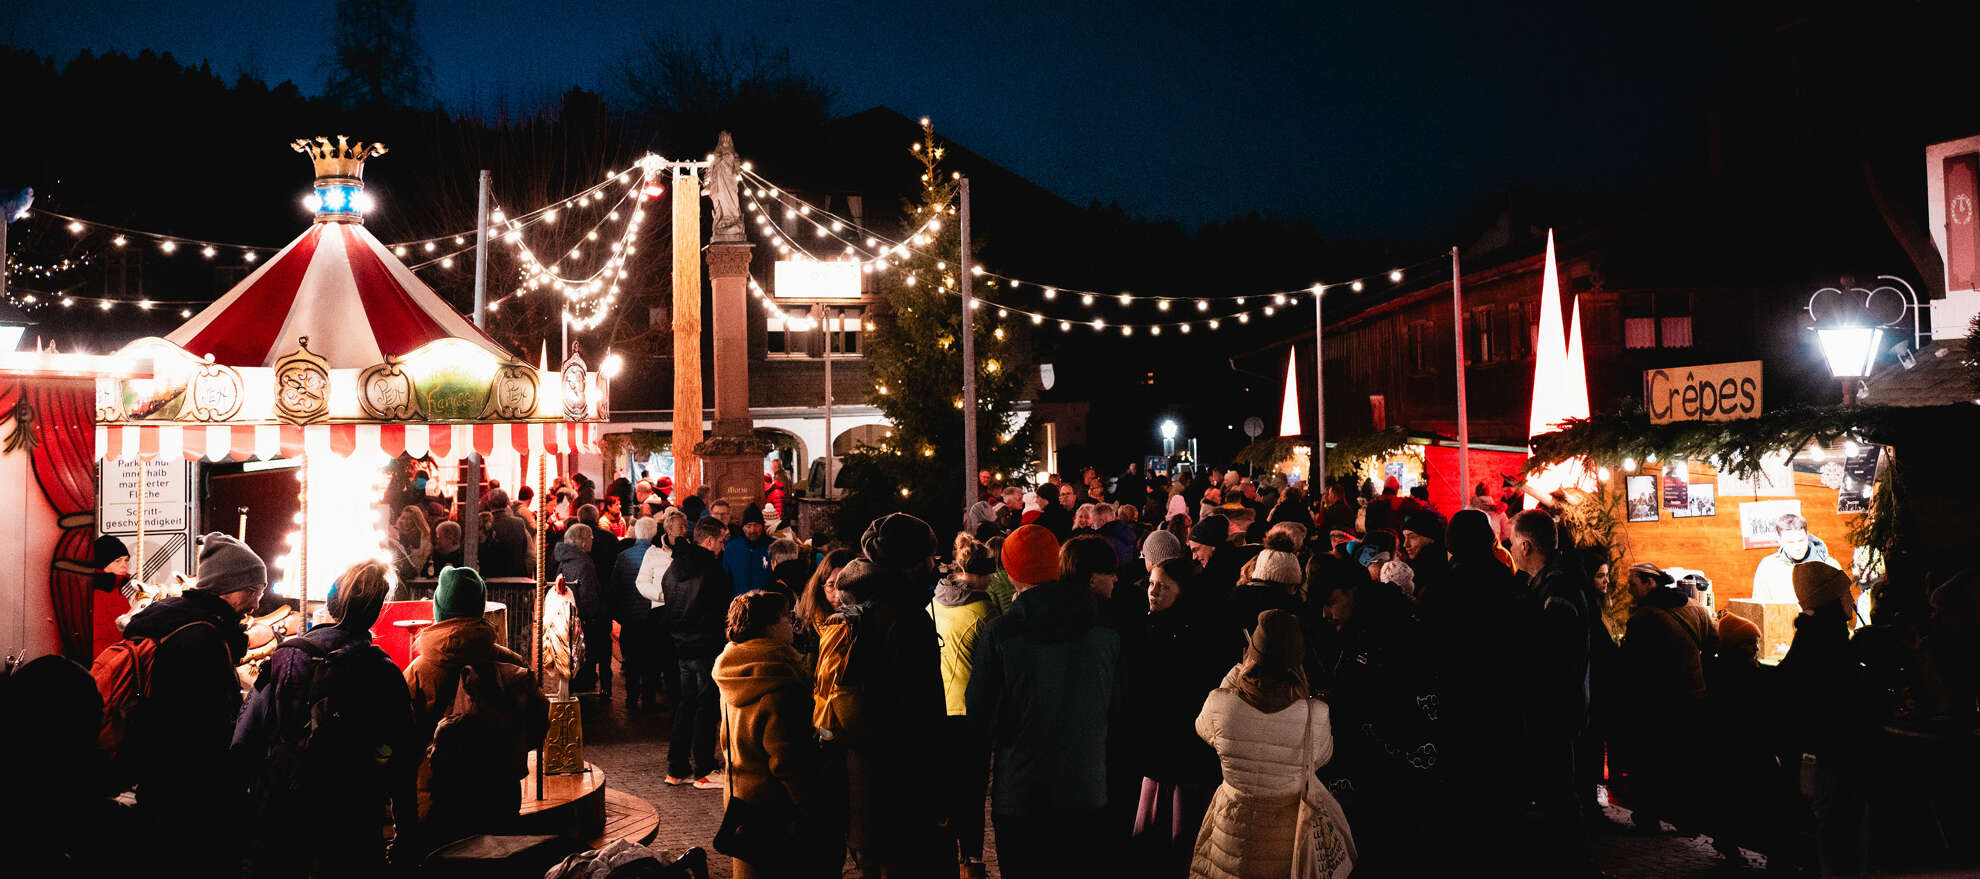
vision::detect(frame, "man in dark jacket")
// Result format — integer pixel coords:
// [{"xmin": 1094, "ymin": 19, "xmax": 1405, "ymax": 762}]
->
[
  {"xmin": 121, "ymin": 533, "xmax": 265, "ymax": 870},
  {"xmin": 1400, "ymin": 511, "xmax": 1451, "ymax": 613},
  {"xmin": 1036, "ymin": 484, "xmax": 1076, "ymax": 540},
  {"xmin": 663, "ymin": 517, "xmax": 733, "ymax": 786},
  {"xmin": 1508, "ymin": 510, "xmax": 1596, "ymax": 876},
  {"xmin": 481, "ymin": 489, "xmax": 531, "ymax": 578},
  {"xmin": 722, "ymin": 504, "xmax": 773, "ymax": 596},
  {"xmin": 967, "ymin": 525, "xmax": 1122, "ymax": 879},
  {"xmin": 1615, "ymin": 563, "xmax": 1718, "ymax": 832},
  {"xmin": 835, "ymin": 513, "xmax": 951, "ymax": 875},
  {"xmin": 612, "ymin": 516, "xmax": 661, "ymax": 711}
]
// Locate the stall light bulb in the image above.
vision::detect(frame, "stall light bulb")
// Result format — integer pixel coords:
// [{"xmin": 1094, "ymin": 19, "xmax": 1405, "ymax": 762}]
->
[{"xmin": 1351, "ymin": 280, "xmax": 1364, "ymax": 292}]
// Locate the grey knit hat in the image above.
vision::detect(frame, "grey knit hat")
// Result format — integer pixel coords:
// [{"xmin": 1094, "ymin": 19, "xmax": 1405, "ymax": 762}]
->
[
  {"xmin": 193, "ymin": 532, "xmax": 267, "ymax": 596},
  {"xmin": 1141, "ymin": 530, "xmax": 1184, "ymax": 568},
  {"xmin": 1252, "ymin": 549, "xmax": 1303, "ymax": 587}
]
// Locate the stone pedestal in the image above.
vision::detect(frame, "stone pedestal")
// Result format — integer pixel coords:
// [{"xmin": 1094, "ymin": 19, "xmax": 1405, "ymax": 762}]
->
[{"xmin": 696, "ymin": 241, "xmax": 765, "ymax": 514}]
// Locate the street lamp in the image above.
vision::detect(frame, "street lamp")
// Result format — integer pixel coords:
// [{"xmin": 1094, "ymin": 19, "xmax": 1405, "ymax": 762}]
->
[
  {"xmin": 1806, "ymin": 275, "xmax": 1924, "ymax": 400},
  {"xmin": 1159, "ymin": 418, "xmax": 1179, "ymax": 458}
]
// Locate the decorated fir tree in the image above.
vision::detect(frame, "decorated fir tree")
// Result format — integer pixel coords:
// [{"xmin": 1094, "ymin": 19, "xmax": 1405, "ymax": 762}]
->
[{"xmin": 835, "ymin": 119, "xmax": 1036, "ymax": 536}]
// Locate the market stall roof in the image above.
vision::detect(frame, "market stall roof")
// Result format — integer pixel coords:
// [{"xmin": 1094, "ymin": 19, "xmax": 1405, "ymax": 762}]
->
[
  {"xmin": 1857, "ymin": 341, "xmax": 1976, "ymax": 408},
  {"xmin": 97, "ymin": 420, "xmax": 600, "ymax": 463},
  {"xmin": 163, "ymin": 217, "xmax": 510, "ymax": 369}
]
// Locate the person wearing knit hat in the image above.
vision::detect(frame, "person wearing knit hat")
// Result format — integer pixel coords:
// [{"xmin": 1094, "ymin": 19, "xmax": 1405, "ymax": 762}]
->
[
  {"xmin": 181, "ymin": 532, "xmax": 267, "ymax": 612},
  {"xmin": 1398, "ymin": 512, "xmax": 1449, "ymax": 609},
  {"xmin": 1001, "ymin": 524, "xmax": 1062, "ymax": 588},
  {"xmin": 1616, "ymin": 556, "xmax": 1718, "ymax": 832},
  {"xmin": 1791, "ymin": 561, "xmax": 1854, "ymax": 614},
  {"xmin": 404, "ymin": 565, "xmax": 549, "ymax": 847},
  {"xmin": 967, "ymin": 531, "xmax": 1125, "ymax": 877},
  {"xmin": 1188, "ymin": 514, "xmax": 1229, "ymax": 558},
  {"xmin": 1140, "ymin": 529, "xmax": 1184, "ymax": 570},
  {"xmin": 432, "ymin": 565, "xmax": 488, "ymax": 620},
  {"xmin": 1715, "ymin": 611, "xmax": 1761, "ymax": 658},
  {"xmin": 860, "ymin": 511, "xmax": 937, "ymax": 575},
  {"xmin": 1252, "ymin": 549, "xmax": 1303, "ymax": 589},
  {"xmin": 117, "ymin": 532, "xmax": 269, "ymax": 865}
]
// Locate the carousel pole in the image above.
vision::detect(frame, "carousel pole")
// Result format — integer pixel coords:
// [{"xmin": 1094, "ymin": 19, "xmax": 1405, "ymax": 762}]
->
[
  {"xmin": 534, "ymin": 450, "xmax": 547, "ymax": 801},
  {"xmin": 464, "ymin": 171, "xmax": 492, "ymax": 570},
  {"xmin": 134, "ymin": 460, "xmax": 146, "ymax": 586},
  {"xmin": 297, "ymin": 458, "xmax": 308, "ymax": 629}
]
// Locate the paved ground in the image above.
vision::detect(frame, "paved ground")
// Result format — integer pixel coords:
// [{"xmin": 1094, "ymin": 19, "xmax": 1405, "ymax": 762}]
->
[{"xmin": 578, "ymin": 692, "xmax": 1779, "ymax": 879}]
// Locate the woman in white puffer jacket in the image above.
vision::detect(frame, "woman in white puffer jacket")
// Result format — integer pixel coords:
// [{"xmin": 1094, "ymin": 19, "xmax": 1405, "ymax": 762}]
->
[{"xmin": 1191, "ymin": 609, "xmax": 1355, "ymax": 879}]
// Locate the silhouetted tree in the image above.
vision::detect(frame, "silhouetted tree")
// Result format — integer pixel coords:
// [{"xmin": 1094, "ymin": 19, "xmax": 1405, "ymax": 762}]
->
[{"xmin": 323, "ymin": 0, "xmax": 434, "ymax": 109}]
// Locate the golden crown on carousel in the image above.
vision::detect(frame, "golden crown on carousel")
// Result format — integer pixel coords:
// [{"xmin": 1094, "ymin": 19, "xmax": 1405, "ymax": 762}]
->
[{"xmin": 291, "ymin": 135, "xmax": 388, "ymax": 183}]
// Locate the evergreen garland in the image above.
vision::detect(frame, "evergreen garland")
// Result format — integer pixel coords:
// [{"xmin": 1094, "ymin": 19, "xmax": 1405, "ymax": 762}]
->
[{"xmin": 1525, "ymin": 403, "xmax": 1899, "ymax": 478}]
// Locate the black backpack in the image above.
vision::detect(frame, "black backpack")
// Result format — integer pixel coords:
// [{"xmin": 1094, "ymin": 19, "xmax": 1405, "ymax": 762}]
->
[{"xmin": 251, "ymin": 636, "xmax": 391, "ymax": 808}]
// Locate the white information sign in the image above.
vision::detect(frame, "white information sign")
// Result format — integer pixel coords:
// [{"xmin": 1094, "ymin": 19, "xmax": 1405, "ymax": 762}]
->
[
  {"xmin": 774, "ymin": 259, "xmax": 862, "ymax": 299},
  {"xmin": 100, "ymin": 459, "xmax": 190, "ymax": 532}
]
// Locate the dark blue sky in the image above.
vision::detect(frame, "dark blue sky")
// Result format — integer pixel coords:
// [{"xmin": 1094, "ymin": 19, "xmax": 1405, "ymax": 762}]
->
[{"xmin": 3, "ymin": 0, "xmax": 1728, "ymax": 239}]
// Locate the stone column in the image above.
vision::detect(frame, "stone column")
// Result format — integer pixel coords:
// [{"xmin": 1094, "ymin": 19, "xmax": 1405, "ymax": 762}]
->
[{"xmin": 695, "ymin": 242, "xmax": 768, "ymax": 515}]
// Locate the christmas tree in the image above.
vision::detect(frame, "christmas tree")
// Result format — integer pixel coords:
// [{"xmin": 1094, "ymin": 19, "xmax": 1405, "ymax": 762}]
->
[{"xmin": 835, "ymin": 119, "xmax": 1036, "ymax": 537}]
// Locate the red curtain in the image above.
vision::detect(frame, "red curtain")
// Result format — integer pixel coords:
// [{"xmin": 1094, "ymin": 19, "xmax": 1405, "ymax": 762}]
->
[{"xmin": 1, "ymin": 378, "xmax": 99, "ymax": 660}]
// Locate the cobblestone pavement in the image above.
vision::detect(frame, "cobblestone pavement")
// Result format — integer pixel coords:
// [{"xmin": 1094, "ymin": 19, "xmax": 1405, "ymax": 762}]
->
[{"xmin": 579, "ymin": 694, "xmax": 1771, "ymax": 879}]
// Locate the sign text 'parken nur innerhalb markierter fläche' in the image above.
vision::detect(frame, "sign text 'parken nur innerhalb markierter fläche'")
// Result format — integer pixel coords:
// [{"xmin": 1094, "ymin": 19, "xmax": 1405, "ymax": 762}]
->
[{"xmin": 1644, "ymin": 360, "xmax": 1762, "ymax": 425}]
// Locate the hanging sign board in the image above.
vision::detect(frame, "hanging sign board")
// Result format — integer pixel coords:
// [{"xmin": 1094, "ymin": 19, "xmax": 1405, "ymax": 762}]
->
[
  {"xmin": 1644, "ymin": 360, "xmax": 1762, "ymax": 424},
  {"xmin": 773, "ymin": 260, "xmax": 861, "ymax": 299}
]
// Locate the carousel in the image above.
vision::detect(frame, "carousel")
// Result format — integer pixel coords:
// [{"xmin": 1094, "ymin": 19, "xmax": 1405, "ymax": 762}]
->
[{"xmin": 89, "ymin": 137, "xmax": 644, "ymax": 841}]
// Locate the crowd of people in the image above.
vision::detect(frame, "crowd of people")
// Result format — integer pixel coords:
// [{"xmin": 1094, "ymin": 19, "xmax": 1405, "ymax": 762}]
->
[{"xmin": 8, "ymin": 456, "xmax": 1978, "ymax": 878}]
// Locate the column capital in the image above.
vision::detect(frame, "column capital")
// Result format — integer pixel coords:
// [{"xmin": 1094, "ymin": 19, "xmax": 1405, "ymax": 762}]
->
[{"xmin": 705, "ymin": 242, "xmax": 755, "ymax": 279}]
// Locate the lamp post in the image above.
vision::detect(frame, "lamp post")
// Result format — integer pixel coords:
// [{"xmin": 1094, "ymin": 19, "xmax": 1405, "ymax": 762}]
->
[
  {"xmin": 1806, "ymin": 275, "xmax": 1925, "ymax": 403},
  {"xmin": 1159, "ymin": 418, "xmax": 1178, "ymax": 460}
]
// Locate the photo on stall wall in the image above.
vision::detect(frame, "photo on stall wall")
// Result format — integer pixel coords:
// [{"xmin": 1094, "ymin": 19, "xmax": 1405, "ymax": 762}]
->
[
  {"xmin": 1672, "ymin": 483, "xmax": 1716, "ymax": 518},
  {"xmin": 1738, "ymin": 499, "xmax": 1802, "ymax": 550},
  {"xmin": 1626, "ymin": 475, "xmax": 1659, "ymax": 523}
]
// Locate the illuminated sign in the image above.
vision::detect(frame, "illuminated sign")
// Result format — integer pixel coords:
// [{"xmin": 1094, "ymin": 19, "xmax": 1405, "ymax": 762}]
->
[{"xmin": 773, "ymin": 260, "xmax": 861, "ymax": 299}]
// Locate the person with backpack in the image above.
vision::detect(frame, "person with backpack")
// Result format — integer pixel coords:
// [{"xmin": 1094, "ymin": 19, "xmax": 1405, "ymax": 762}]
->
[
  {"xmin": 232, "ymin": 559, "xmax": 414, "ymax": 877},
  {"xmin": 403, "ymin": 565, "xmax": 551, "ymax": 855},
  {"xmin": 105, "ymin": 532, "xmax": 266, "ymax": 871}
]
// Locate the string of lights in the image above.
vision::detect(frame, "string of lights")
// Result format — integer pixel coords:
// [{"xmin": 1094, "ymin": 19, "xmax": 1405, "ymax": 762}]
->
[
  {"xmin": 484, "ymin": 157, "xmax": 672, "ymax": 331},
  {"xmin": 738, "ymin": 164, "xmax": 1453, "ymax": 336}
]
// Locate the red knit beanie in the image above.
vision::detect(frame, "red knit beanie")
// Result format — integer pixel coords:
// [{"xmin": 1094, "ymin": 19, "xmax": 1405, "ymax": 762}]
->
[{"xmin": 1001, "ymin": 524, "xmax": 1062, "ymax": 586}]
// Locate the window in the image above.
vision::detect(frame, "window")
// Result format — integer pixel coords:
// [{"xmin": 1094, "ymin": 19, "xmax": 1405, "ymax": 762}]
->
[
  {"xmin": 1407, "ymin": 320, "xmax": 1434, "ymax": 374},
  {"xmin": 766, "ymin": 315, "xmax": 806, "ymax": 358},
  {"xmin": 1507, "ymin": 303, "xmax": 1526, "ymax": 361},
  {"xmin": 767, "ymin": 307, "xmax": 865, "ymax": 359},
  {"xmin": 1623, "ymin": 292, "xmax": 1692, "ymax": 349},
  {"xmin": 1369, "ymin": 394, "xmax": 1388, "ymax": 431},
  {"xmin": 1468, "ymin": 306, "xmax": 1497, "ymax": 363}
]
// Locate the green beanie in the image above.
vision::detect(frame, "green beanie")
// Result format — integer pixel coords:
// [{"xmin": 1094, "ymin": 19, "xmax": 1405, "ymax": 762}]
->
[{"xmin": 434, "ymin": 565, "xmax": 487, "ymax": 621}]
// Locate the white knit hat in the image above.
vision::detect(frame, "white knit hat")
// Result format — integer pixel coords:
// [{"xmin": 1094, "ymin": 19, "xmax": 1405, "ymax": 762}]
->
[{"xmin": 1252, "ymin": 549, "xmax": 1303, "ymax": 586}]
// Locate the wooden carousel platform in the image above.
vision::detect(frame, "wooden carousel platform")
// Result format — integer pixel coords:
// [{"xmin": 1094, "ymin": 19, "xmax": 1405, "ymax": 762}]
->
[{"xmin": 515, "ymin": 755, "xmax": 660, "ymax": 848}]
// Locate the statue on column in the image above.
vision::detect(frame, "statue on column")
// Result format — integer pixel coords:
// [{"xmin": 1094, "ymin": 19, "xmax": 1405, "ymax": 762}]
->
[{"xmin": 707, "ymin": 131, "xmax": 744, "ymax": 243}]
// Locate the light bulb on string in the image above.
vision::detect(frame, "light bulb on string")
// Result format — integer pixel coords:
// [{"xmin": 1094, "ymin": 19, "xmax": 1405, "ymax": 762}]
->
[
  {"xmin": 1081, "ymin": 294, "xmax": 1095, "ymax": 306},
  {"xmin": 1389, "ymin": 269, "xmax": 1403, "ymax": 283},
  {"xmin": 1351, "ymin": 280, "xmax": 1364, "ymax": 292}
]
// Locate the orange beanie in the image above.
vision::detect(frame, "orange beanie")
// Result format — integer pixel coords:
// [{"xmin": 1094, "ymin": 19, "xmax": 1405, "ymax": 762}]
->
[{"xmin": 1001, "ymin": 524, "xmax": 1062, "ymax": 586}]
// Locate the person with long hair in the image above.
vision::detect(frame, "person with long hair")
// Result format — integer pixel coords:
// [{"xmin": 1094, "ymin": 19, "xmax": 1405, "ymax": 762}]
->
[
  {"xmin": 1191, "ymin": 609, "xmax": 1354, "ymax": 879},
  {"xmin": 930, "ymin": 539, "xmax": 1000, "ymax": 877},
  {"xmin": 391, "ymin": 505, "xmax": 432, "ymax": 583}
]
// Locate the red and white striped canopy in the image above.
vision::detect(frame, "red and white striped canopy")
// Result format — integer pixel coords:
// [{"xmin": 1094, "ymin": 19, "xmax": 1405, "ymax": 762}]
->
[
  {"xmin": 97, "ymin": 421, "xmax": 600, "ymax": 463},
  {"xmin": 166, "ymin": 221, "xmax": 510, "ymax": 368}
]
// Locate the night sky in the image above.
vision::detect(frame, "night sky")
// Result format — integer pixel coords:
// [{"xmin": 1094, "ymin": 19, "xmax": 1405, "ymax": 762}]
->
[{"xmin": 4, "ymin": 0, "xmax": 1729, "ymax": 241}]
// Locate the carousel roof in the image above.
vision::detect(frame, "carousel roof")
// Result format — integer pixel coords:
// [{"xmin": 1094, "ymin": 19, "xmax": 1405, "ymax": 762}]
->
[{"xmin": 165, "ymin": 220, "xmax": 511, "ymax": 369}]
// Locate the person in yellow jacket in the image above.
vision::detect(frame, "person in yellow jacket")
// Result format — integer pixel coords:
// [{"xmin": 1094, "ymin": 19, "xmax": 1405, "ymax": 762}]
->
[{"xmin": 929, "ymin": 538, "xmax": 1001, "ymax": 878}]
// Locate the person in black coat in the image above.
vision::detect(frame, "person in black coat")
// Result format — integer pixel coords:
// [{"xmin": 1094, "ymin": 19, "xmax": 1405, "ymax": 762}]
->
[
  {"xmin": 1131, "ymin": 558, "xmax": 1241, "ymax": 873},
  {"xmin": 662, "ymin": 517, "xmax": 735, "ymax": 784},
  {"xmin": 121, "ymin": 533, "xmax": 265, "ymax": 873},
  {"xmin": 480, "ymin": 489, "xmax": 531, "ymax": 578}
]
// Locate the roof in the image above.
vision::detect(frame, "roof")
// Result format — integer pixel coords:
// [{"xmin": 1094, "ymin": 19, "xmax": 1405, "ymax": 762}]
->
[
  {"xmin": 1858, "ymin": 340, "xmax": 1977, "ymax": 407},
  {"xmin": 165, "ymin": 220, "xmax": 511, "ymax": 369}
]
